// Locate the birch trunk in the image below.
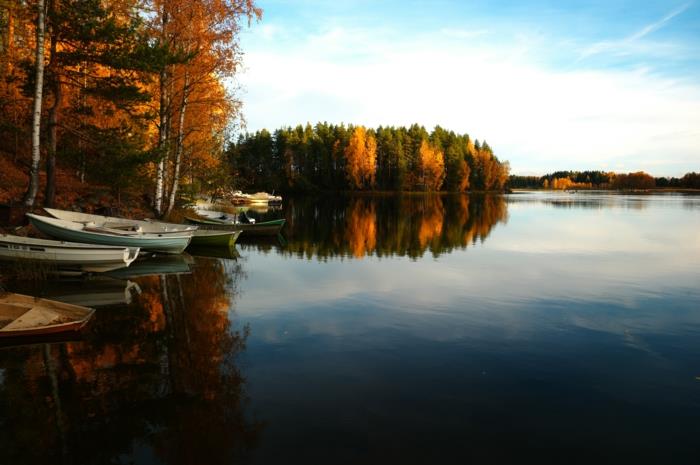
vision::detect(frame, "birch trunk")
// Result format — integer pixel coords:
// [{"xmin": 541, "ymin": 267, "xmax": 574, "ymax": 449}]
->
[
  {"xmin": 165, "ymin": 73, "xmax": 189, "ymax": 217},
  {"xmin": 154, "ymin": 68, "xmax": 168, "ymax": 214},
  {"xmin": 154, "ymin": 5, "xmax": 170, "ymax": 215},
  {"xmin": 24, "ymin": 0, "xmax": 46, "ymax": 207},
  {"xmin": 45, "ymin": 23, "xmax": 60, "ymax": 208}
]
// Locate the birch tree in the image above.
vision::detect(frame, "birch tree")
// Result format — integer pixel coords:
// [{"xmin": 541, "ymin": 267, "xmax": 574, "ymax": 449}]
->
[{"xmin": 23, "ymin": 0, "xmax": 46, "ymax": 207}]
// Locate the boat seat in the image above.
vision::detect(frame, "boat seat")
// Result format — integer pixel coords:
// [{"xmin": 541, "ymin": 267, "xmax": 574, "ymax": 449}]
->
[
  {"xmin": 103, "ymin": 222, "xmax": 142, "ymax": 232},
  {"xmin": 84, "ymin": 226, "xmax": 141, "ymax": 236},
  {"xmin": 3, "ymin": 306, "xmax": 68, "ymax": 330},
  {"xmin": 0, "ymin": 303, "xmax": 31, "ymax": 329}
]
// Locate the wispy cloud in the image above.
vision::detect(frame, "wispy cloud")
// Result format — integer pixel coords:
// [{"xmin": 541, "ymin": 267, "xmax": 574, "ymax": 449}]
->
[{"xmin": 578, "ymin": 2, "xmax": 693, "ymax": 61}]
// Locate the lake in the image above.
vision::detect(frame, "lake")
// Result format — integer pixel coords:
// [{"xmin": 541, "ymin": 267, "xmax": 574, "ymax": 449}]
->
[{"xmin": 1, "ymin": 192, "xmax": 699, "ymax": 464}]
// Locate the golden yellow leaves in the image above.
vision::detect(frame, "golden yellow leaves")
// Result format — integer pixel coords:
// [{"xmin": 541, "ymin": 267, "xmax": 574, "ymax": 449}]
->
[
  {"xmin": 344, "ymin": 126, "xmax": 377, "ymax": 189},
  {"xmin": 419, "ymin": 140, "xmax": 445, "ymax": 191}
]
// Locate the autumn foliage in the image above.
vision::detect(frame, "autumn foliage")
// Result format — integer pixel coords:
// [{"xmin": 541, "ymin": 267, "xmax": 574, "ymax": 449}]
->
[
  {"xmin": 0, "ymin": 0, "xmax": 260, "ymax": 212},
  {"xmin": 229, "ymin": 123, "xmax": 510, "ymax": 193},
  {"xmin": 418, "ymin": 140, "xmax": 445, "ymax": 191},
  {"xmin": 344, "ymin": 126, "xmax": 377, "ymax": 189},
  {"xmin": 611, "ymin": 171, "xmax": 656, "ymax": 189}
]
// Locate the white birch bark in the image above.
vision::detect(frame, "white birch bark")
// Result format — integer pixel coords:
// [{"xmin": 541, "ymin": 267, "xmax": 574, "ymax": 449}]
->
[
  {"xmin": 165, "ymin": 72, "xmax": 189, "ymax": 216},
  {"xmin": 24, "ymin": 0, "xmax": 46, "ymax": 207},
  {"xmin": 154, "ymin": 69, "xmax": 167, "ymax": 215}
]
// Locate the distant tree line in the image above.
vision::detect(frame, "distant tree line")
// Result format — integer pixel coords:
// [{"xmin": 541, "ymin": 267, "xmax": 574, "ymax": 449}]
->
[
  {"xmin": 226, "ymin": 123, "xmax": 510, "ymax": 193},
  {"xmin": 508, "ymin": 171, "xmax": 700, "ymax": 190}
]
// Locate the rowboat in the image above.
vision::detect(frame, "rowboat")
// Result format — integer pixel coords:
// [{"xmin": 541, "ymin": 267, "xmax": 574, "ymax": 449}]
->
[
  {"xmin": 27, "ymin": 214, "xmax": 192, "ymax": 254},
  {"xmin": 185, "ymin": 213, "xmax": 285, "ymax": 237},
  {"xmin": 189, "ymin": 229, "xmax": 241, "ymax": 247},
  {"xmin": 230, "ymin": 191, "xmax": 282, "ymax": 205},
  {"xmin": 192, "ymin": 208, "xmax": 252, "ymax": 223},
  {"xmin": 0, "ymin": 234, "xmax": 140, "ymax": 272},
  {"xmin": 44, "ymin": 207, "xmax": 197, "ymax": 234},
  {"xmin": 0, "ymin": 292, "xmax": 95, "ymax": 337}
]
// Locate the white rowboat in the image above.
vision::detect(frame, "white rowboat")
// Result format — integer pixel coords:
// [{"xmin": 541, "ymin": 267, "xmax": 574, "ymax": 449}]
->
[
  {"xmin": 27, "ymin": 214, "xmax": 192, "ymax": 254},
  {"xmin": 0, "ymin": 234, "xmax": 140, "ymax": 272},
  {"xmin": 44, "ymin": 208, "xmax": 197, "ymax": 234}
]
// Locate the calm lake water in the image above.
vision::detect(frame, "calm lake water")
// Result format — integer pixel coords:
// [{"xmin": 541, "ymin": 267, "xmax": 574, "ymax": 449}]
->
[{"xmin": 1, "ymin": 192, "xmax": 699, "ymax": 464}]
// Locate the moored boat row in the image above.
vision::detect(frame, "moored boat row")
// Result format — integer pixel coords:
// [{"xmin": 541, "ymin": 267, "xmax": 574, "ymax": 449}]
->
[
  {"xmin": 3, "ymin": 207, "xmax": 282, "ymax": 270},
  {"xmin": 0, "ymin": 204, "xmax": 284, "ymax": 339}
]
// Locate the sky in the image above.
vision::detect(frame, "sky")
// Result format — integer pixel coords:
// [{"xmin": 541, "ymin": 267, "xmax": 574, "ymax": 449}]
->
[{"xmin": 235, "ymin": 0, "xmax": 700, "ymax": 176}]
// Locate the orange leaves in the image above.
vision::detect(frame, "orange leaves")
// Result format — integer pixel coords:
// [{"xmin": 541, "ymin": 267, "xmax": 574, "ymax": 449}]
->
[
  {"xmin": 418, "ymin": 140, "xmax": 445, "ymax": 191},
  {"xmin": 611, "ymin": 171, "xmax": 655, "ymax": 189},
  {"xmin": 344, "ymin": 126, "xmax": 377, "ymax": 189},
  {"xmin": 544, "ymin": 177, "xmax": 593, "ymax": 190}
]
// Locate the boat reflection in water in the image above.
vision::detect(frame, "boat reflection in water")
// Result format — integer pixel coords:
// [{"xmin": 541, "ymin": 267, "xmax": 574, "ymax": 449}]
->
[
  {"xmin": 41, "ymin": 276, "xmax": 142, "ymax": 307},
  {"xmin": 0, "ymin": 256, "xmax": 261, "ymax": 464}
]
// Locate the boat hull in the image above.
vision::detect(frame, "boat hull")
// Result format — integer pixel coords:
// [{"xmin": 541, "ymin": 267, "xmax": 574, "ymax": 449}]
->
[
  {"xmin": 28, "ymin": 214, "xmax": 192, "ymax": 254},
  {"xmin": 0, "ymin": 234, "xmax": 139, "ymax": 272},
  {"xmin": 189, "ymin": 229, "xmax": 241, "ymax": 247}
]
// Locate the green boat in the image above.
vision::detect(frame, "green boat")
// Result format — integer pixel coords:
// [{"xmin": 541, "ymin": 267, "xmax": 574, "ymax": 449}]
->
[
  {"xmin": 189, "ymin": 229, "xmax": 241, "ymax": 247},
  {"xmin": 184, "ymin": 216, "xmax": 286, "ymax": 237}
]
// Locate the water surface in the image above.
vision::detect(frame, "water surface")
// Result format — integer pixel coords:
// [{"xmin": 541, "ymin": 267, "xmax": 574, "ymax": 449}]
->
[{"xmin": 1, "ymin": 192, "xmax": 699, "ymax": 464}]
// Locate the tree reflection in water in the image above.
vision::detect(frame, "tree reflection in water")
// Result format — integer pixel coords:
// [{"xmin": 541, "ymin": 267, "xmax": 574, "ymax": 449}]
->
[
  {"xmin": 264, "ymin": 194, "xmax": 508, "ymax": 259},
  {"xmin": 0, "ymin": 257, "xmax": 261, "ymax": 465}
]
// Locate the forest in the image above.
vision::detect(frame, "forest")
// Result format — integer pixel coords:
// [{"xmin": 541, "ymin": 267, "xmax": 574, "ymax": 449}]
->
[
  {"xmin": 227, "ymin": 123, "xmax": 510, "ymax": 193},
  {"xmin": 509, "ymin": 171, "xmax": 700, "ymax": 190},
  {"xmin": 0, "ymin": 0, "xmax": 261, "ymax": 214}
]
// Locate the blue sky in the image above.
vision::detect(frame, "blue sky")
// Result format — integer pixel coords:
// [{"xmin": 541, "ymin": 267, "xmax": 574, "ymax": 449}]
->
[{"xmin": 236, "ymin": 0, "xmax": 700, "ymax": 176}]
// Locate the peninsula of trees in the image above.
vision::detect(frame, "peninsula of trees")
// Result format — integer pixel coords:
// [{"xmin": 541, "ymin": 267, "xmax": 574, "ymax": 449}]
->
[{"xmin": 227, "ymin": 124, "xmax": 510, "ymax": 193}]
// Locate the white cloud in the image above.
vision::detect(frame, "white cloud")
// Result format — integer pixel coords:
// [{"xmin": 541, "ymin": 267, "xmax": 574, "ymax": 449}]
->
[{"xmin": 238, "ymin": 23, "xmax": 700, "ymax": 175}]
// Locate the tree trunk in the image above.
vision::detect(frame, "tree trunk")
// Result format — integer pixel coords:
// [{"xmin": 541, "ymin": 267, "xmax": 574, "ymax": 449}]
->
[
  {"xmin": 165, "ymin": 73, "xmax": 189, "ymax": 217},
  {"xmin": 24, "ymin": 0, "xmax": 47, "ymax": 207},
  {"xmin": 45, "ymin": 24, "xmax": 61, "ymax": 208},
  {"xmin": 155, "ymin": 70, "xmax": 168, "ymax": 215},
  {"xmin": 154, "ymin": 6, "xmax": 169, "ymax": 216},
  {"xmin": 78, "ymin": 62, "xmax": 87, "ymax": 183}
]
